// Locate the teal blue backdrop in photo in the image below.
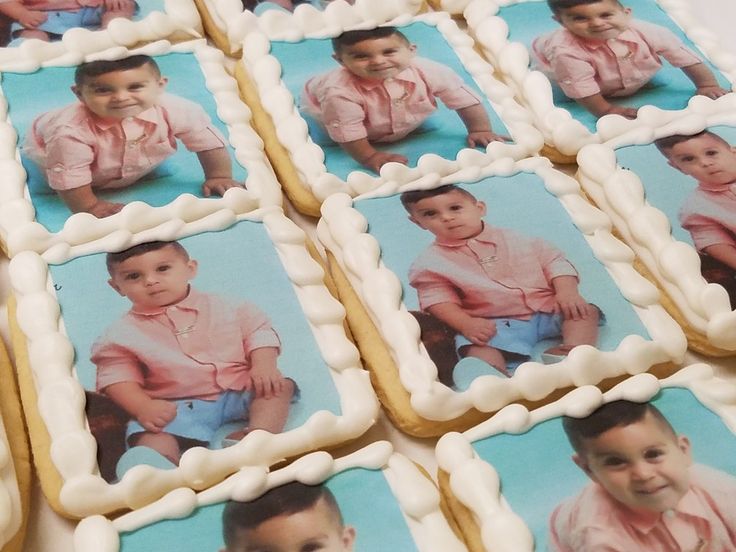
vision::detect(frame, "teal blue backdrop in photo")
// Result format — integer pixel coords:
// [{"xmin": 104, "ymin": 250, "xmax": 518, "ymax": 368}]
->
[
  {"xmin": 355, "ymin": 174, "xmax": 649, "ymax": 372},
  {"xmin": 270, "ymin": 21, "xmax": 509, "ymax": 179},
  {"xmin": 118, "ymin": 468, "xmax": 418, "ymax": 551},
  {"xmin": 3, "ymin": 51, "xmax": 247, "ymax": 233},
  {"xmin": 500, "ymin": 0, "xmax": 732, "ymax": 131},
  {"xmin": 472, "ymin": 387, "xmax": 736, "ymax": 549},
  {"xmin": 49, "ymin": 220, "xmax": 341, "ymax": 436}
]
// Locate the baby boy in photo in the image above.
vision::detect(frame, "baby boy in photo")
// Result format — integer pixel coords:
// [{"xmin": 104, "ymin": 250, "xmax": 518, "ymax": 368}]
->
[
  {"xmin": 402, "ymin": 185, "xmax": 600, "ymax": 377},
  {"xmin": 91, "ymin": 240, "xmax": 296, "ymax": 466},
  {"xmin": 23, "ymin": 54, "xmax": 243, "ymax": 219},
  {"xmin": 221, "ymin": 482, "xmax": 356, "ymax": 552},
  {"xmin": 532, "ymin": 0, "xmax": 728, "ymax": 119},
  {"xmin": 301, "ymin": 26, "xmax": 506, "ymax": 173},
  {"xmin": 550, "ymin": 400, "xmax": 736, "ymax": 551}
]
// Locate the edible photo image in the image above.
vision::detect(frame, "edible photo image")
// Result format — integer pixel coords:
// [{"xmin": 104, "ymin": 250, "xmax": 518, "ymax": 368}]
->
[
  {"xmin": 616, "ymin": 124, "xmax": 736, "ymax": 307},
  {"xmin": 4, "ymin": 50, "xmax": 246, "ymax": 231},
  {"xmin": 354, "ymin": 176, "xmax": 649, "ymax": 390},
  {"xmin": 271, "ymin": 21, "xmax": 509, "ymax": 178},
  {"xmin": 472, "ymin": 384, "xmax": 736, "ymax": 550},
  {"xmin": 498, "ymin": 0, "xmax": 731, "ymax": 130},
  {"xmin": 49, "ymin": 221, "xmax": 340, "ymax": 483}
]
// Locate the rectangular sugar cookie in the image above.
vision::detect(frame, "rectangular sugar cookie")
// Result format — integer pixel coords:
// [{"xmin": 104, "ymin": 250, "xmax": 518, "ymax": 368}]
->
[
  {"xmin": 435, "ymin": 363, "xmax": 736, "ymax": 551},
  {"xmin": 317, "ymin": 156, "xmax": 686, "ymax": 437},
  {"xmin": 576, "ymin": 98, "xmax": 736, "ymax": 355},
  {"xmin": 8, "ymin": 205, "xmax": 378, "ymax": 518},
  {"xmin": 0, "ymin": 39, "xmax": 282, "ymax": 257}
]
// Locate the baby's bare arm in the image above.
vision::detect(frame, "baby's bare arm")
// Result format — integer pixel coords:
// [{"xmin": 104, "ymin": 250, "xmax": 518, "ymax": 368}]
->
[
  {"xmin": 551, "ymin": 275, "xmax": 594, "ymax": 321},
  {"xmin": 703, "ymin": 244, "xmax": 736, "ymax": 272},
  {"xmin": 0, "ymin": 2, "xmax": 46, "ymax": 28},
  {"xmin": 57, "ymin": 186, "xmax": 124, "ymax": 218},
  {"xmin": 249, "ymin": 347, "xmax": 288, "ymax": 399},
  {"xmin": 455, "ymin": 104, "xmax": 509, "ymax": 147},
  {"xmin": 682, "ymin": 63, "xmax": 729, "ymax": 99},
  {"xmin": 339, "ymin": 138, "xmax": 408, "ymax": 173},
  {"xmin": 427, "ymin": 303, "xmax": 497, "ymax": 346},
  {"xmin": 103, "ymin": 381, "xmax": 176, "ymax": 433},
  {"xmin": 196, "ymin": 147, "xmax": 244, "ymax": 196},
  {"xmin": 575, "ymin": 93, "xmax": 638, "ymax": 119}
]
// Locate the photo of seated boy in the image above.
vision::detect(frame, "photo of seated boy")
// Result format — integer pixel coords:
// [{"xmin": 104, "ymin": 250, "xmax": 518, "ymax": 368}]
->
[
  {"xmin": 21, "ymin": 54, "xmax": 243, "ymax": 219},
  {"xmin": 550, "ymin": 399, "xmax": 736, "ymax": 551},
  {"xmin": 401, "ymin": 184, "xmax": 600, "ymax": 379},
  {"xmin": 0, "ymin": 0, "xmax": 137, "ymax": 46},
  {"xmin": 300, "ymin": 26, "xmax": 507, "ymax": 173},
  {"xmin": 221, "ymin": 482, "xmax": 356, "ymax": 552},
  {"xmin": 90, "ymin": 240, "xmax": 297, "ymax": 470},
  {"xmin": 654, "ymin": 130, "xmax": 736, "ymax": 306},
  {"xmin": 531, "ymin": 0, "xmax": 728, "ymax": 120}
]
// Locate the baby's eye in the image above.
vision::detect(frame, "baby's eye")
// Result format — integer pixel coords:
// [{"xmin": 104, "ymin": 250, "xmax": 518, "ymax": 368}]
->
[
  {"xmin": 679, "ymin": 155, "xmax": 695, "ymax": 163},
  {"xmin": 706, "ymin": 149, "xmax": 720, "ymax": 156},
  {"xmin": 644, "ymin": 448, "xmax": 665, "ymax": 460},
  {"xmin": 128, "ymin": 83, "xmax": 145, "ymax": 91},
  {"xmin": 157, "ymin": 264, "xmax": 171, "ymax": 272},
  {"xmin": 351, "ymin": 53, "xmax": 369, "ymax": 60},
  {"xmin": 450, "ymin": 204, "xmax": 463, "ymax": 211},
  {"xmin": 124, "ymin": 272, "xmax": 140, "ymax": 281},
  {"xmin": 301, "ymin": 544, "xmax": 324, "ymax": 552},
  {"xmin": 421, "ymin": 209, "xmax": 437, "ymax": 217},
  {"xmin": 94, "ymin": 87, "xmax": 112, "ymax": 94},
  {"xmin": 572, "ymin": 15, "xmax": 588, "ymax": 21},
  {"xmin": 602, "ymin": 456, "xmax": 627, "ymax": 468},
  {"xmin": 383, "ymin": 48, "xmax": 399, "ymax": 55}
]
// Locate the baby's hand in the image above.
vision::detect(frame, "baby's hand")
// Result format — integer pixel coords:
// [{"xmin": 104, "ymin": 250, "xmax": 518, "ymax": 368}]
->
[
  {"xmin": 201, "ymin": 178, "xmax": 244, "ymax": 197},
  {"xmin": 695, "ymin": 85, "xmax": 729, "ymax": 100},
  {"xmin": 249, "ymin": 364, "xmax": 288, "ymax": 400},
  {"xmin": 135, "ymin": 399, "xmax": 177, "ymax": 433},
  {"xmin": 554, "ymin": 291, "xmax": 593, "ymax": 321},
  {"xmin": 103, "ymin": 0, "xmax": 136, "ymax": 11},
  {"xmin": 18, "ymin": 10, "xmax": 47, "ymax": 28},
  {"xmin": 603, "ymin": 105, "xmax": 638, "ymax": 119},
  {"xmin": 362, "ymin": 151, "xmax": 408, "ymax": 173},
  {"xmin": 87, "ymin": 199, "xmax": 125, "ymax": 218},
  {"xmin": 458, "ymin": 317, "xmax": 497, "ymax": 346},
  {"xmin": 466, "ymin": 131, "xmax": 510, "ymax": 149}
]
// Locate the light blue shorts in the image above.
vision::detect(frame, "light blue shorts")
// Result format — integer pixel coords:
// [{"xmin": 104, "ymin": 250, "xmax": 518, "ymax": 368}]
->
[
  {"xmin": 126, "ymin": 390, "xmax": 253, "ymax": 444},
  {"xmin": 455, "ymin": 312, "xmax": 564, "ymax": 358}
]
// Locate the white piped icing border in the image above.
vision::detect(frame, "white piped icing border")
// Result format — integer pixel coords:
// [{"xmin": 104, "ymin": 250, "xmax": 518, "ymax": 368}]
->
[
  {"xmin": 0, "ymin": 414, "xmax": 21, "ymax": 550},
  {"xmin": 449, "ymin": 0, "xmax": 736, "ymax": 156},
  {"xmin": 0, "ymin": 0, "xmax": 202, "ymax": 71},
  {"xmin": 0, "ymin": 39, "xmax": 284, "ymax": 258},
  {"xmin": 237, "ymin": 5, "xmax": 545, "ymax": 203},
  {"xmin": 435, "ymin": 363, "xmax": 732, "ymax": 552},
  {"xmin": 577, "ymin": 99, "xmax": 736, "ymax": 350},
  {"xmin": 8, "ymin": 205, "xmax": 379, "ymax": 517},
  {"xmin": 316, "ymin": 155, "xmax": 687, "ymax": 422},
  {"xmin": 73, "ymin": 441, "xmax": 468, "ymax": 552}
]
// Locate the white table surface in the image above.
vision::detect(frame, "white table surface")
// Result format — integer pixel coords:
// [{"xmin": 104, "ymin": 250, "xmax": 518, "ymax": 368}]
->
[{"xmin": 3, "ymin": 1, "xmax": 736, "ymax": 549}]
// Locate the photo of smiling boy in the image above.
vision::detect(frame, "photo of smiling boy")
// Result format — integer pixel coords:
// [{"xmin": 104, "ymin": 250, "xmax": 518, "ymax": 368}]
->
[
  {"xmin": 300, "ymin": 26, "xmax": 505, "ymax": 173},
  {"xmin": 550, "ymin": 400, "xmax": 736, "ymax": 551},
  {"xmin": 23, "ymin": 54, "xmax": 243, "ymax": 219},
  {"xmin": 221, "ymin": 482, "xmax": 356, "ymax": 552},
  {"xmin": 532, "ymin": 0, "xmax": 728, "ymax": 119},
  {"xmin": 91, "ymin": 240, "xmax": 296, "ymax": 466}
]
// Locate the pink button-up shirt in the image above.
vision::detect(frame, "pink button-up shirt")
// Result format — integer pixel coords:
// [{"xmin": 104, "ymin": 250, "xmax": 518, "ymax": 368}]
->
[
  {"xmin": 92, "ymin": 289, "xmax": 281, "ymax": 401},
  {"xmin": 549, "ymin": 464, "xmax": 736, "ymax": 551},
  {"xmin": 24, "ymin": 93, "xmax": 227, "ymax": 191},
  {"xmin": 300, "ymin": 57, "xmax": 482, "ymax": 143},
  {"xmin": 532, "ymin": 20, "xmax": 701, "ymax": 99},
  {"xmin": 408, "ymin": 224, "xmax": 578, "ymax": 319},
  {"xmin": 680, "ymin": 181, "xmax": 736, "ymax": 252}
]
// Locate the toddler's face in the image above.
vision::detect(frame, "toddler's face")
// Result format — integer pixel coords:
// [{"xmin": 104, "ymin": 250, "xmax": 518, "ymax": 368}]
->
[
  {"xmin": 73, "ymin": 63, "xmax": 167, "ymax": 121},
  {"xmin": 665, "ymin": 133, "xmax": 736, "ymax": 186},
  {"xmin": 408, "ymin": 190, "xmax": 485, "ymax": 242},
  {"xmin": 555, "ymin": 0, "xmax": 632, "ymax": 41},
  {"xmin": 108, "ymin": 245, "xmax": 197, "ymax": 311},
  {"xmin": 574, "ymin": 412, "xmax": 692, "ymax": 515},
  {"xmin": 334, "ymin": 34, "xmax": 416, "ymax": 81},
  {"xmin": 226, "ymin": 498, "xmax": 355, "ymax": 552}
]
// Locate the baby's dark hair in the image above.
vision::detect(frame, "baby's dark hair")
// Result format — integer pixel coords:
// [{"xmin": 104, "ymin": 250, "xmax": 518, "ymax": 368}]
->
[
  {"xmin": 222, "ymin": 483, "xmax": 343, "ymax": 548},
  {"xmin": 562, "ymin": 400, "xmax": 677, "ymax": 456},
  {"xmin": 75, "ymin": 55, "xmax": 161, "ymax": 88},
  {"xmin": 653, "ymin": 130, "xmax": 730, "ymax": 156},
  {"xmin": 399, "ymin": 184, "xmax": 478, "ymax": 212},
  {"xmin": 106, "ymin": 241, "xmax": 189, "ymax": 276},
  {"xmin": 548, "ymin": 0, "xmax": 624, "ymax": 15},
  {"xmin": 332, "ymin": 26, "xmax": 410, "ymax": 55}
]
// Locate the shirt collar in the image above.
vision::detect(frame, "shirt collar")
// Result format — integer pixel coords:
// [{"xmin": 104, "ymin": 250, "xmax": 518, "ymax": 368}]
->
[
  {"xmin": 87, "ymin": 104, "xmax": 159, "ymax": 131},
  {"xmin": 697, "ymin": 179, "xmax": 736, "ymax": 193},
  {"xmin": 616, "ymin": 487, "xmax": 710, "ymax": 535},
  {"xmin": 434, "ymin": 223, "xmax": 497, "ymax": 248},
  {"xmin": 569, "ymin": 27, "xmax": 640, "ymax": 50},
  {"xmin": 130, "ymin": 286, "xmax": 202, "ymax": 316}
]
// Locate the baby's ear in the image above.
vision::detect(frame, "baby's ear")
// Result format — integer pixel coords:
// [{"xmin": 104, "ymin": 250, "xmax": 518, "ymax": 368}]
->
[
  {"xmin": 71, "ymin": 85, "xmax": 82, "ymax": 100},
  {"xmin": 332, "ymin": 52, "xmax": 344, "ymax": 66},
  {"xmin": 572, "ymin": 453, "xmax": 596, "ymax": 481},
  {"xmin": 158, "ymin": 76, "xmax": 169, "ymax": 88},
  {"xmin": 107, "ymin": 278, "xmax": 124, "ymax": 296},
  {"xmin": 407, "ymin": 214, "xmax": 424, "ymax": 229}
]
